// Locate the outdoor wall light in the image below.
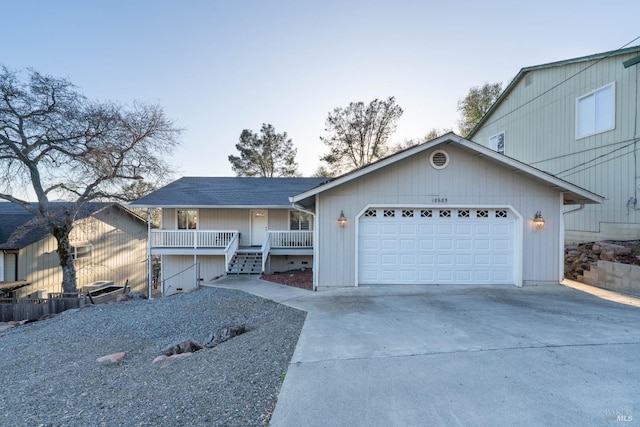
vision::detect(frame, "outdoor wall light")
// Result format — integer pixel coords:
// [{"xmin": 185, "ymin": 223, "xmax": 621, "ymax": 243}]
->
[
  {"xmin": 533, "ymin": 211, "xmax": 545, "ymax": 230},
  {"xmin": 338, "ymin": 210, "xmax": 347, "ymax": 227}
]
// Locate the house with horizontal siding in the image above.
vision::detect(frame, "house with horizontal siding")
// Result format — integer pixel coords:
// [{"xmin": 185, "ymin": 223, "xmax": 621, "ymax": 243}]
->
[
  {"xmin": 130, "ymin": 177, "xmax": 326, "ymax": 295},
  {"xmin": 0, "ymin": 203, "xmax": 148, "ymax": 297},
  {"xmin": 132, "ymin": 134, "xmax": 603, "ymax": 291},
  {"xmin": 468, "ymin": 46, "xmax": 640, "ymax": 243}
]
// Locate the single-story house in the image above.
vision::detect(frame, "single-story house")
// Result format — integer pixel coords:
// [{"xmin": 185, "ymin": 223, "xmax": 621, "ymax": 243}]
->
[
  {"xmin": 0, "ymin": 202, "xmax": 149, "ymax": 297},
  {"xmin": 131, "ymin": 133, "xmax": 604, "ymax": 292}
]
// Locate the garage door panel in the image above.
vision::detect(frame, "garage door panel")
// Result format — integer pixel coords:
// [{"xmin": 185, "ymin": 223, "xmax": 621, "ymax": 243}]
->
[
  {"xmin": 474, "ymin": 239, "xmax": 491, "ymax": 250},
  {"xmin": 400, "ymin": 224, "xmax": 416, "ymax": 235},
  {"xmin": 361, "ymin": 238, "xmax": 379, "ymax": 250},
  {"xmin": 381, "ymin": 224, "xmax": 398, "ymax": 235},
  {"xmin": 437, "ymin": 270, "xmax": 453, "ymax": 281},
  {"xmin": 380, "ymin": 254, "xmax": 397, "ymax": 265},
  {"xmin": 437, "ymin": 224, "xmax": 453, "ymax": 234},
  {"xmin": 360, "ymin": 254, "xmax": 378, "ymax": 265},
  {"xmin": 455, "ymin": 224, "xmax": 472, "ymax": 235},
  {"xmin": 493, "ymin": 239, "xmax": 510, "ymax": 250},
  {"xmin": 455, "ymin": 270, "xmax": 472, "ymax": 281},
  {"xmin": 474, "ymin": 224, "xmax": 492, "ymax": 236},
  {"xmin": 359, "ymin": 208, "xmax": 515, "ymax": 285},
  {"xmin": 474, "ymin": 254, "xmax": 491, "ymax": 265},
  {"xmin": 399, "ymin": 270, "xmax": 415, "ymax": 281},
  {"xmin": 456, "ymin": 239, "xmax": 472, "ymax": 250},
  {"xmin": 419, "ymin": 239, "xmax": 435, "ymax": 250},
  {"xmin": 400, "ymin": 239, "xmax": 415, "ymax": 250},
  {"xmin": 456, "ymin": 254, "xmax": 472, "ymax": 265},
  {"xmin": 418, "ymin": 254, "xmax": 435, "ymax": 265},
  {"xmin": 399, "ymin": 254, "xmax": 415, "ymax": 265},
  {"xmin": 437, "ymin": 239, "xmax": 453, "ymax": 250},
  {"xmin": 381, "ymin": 239, "xmax": 398, "ymax": 250}
]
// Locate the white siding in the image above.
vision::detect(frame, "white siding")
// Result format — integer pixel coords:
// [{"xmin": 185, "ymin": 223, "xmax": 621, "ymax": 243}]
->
[
  {"xmin": 316, "ymin": 146, "xmax": 562, "ymax": 287},
  {"xmin": 472, "ymin": 52, "xmax": 640, "ymax": 241}
]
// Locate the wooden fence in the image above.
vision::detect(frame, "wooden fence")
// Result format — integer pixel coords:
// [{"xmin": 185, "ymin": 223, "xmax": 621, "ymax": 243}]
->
[{"xmin": 0, "ymin": 293, "xmax": 85, "ymax": 322}]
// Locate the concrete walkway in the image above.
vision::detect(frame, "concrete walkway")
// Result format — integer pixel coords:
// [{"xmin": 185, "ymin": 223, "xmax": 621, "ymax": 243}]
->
[{"xmin": 211, "ymin": 276, "xmax": 640, "ymax": 426}]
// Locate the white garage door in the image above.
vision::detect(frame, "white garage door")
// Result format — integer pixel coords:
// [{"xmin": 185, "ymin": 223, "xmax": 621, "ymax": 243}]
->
[{"xmin": 358, "ymin": 208, "xmax": 515, "ymax": 285}]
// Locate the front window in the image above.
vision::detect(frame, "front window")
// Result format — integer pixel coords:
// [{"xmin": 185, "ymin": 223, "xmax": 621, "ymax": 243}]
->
[
  {"xmin": 489, "ymin": 131, "xmax": 505, "ymax": 154},
  {"xmin": 177, "ymin": 209, "xmax": 198, "ymax": 229},
  {"xmin": 289, "ymin": 211, "xmax": 311, "ymax": 230},
  {"xmin": 576, "ymin": 82, "xmax": 615, "ymax": 139}
]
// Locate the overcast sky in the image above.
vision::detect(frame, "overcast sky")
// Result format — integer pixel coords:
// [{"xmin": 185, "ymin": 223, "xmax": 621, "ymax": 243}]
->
[{"xmin": 2, "ymin": 0, "xmax": 639, "ymax": 180}]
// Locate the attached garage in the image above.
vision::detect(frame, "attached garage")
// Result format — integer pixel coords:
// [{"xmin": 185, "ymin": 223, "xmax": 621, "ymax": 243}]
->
[
  {"xmin": 358, "ymin": 207, "xmax": 518, "ymax": 285},
  {"xmin": 291, "ymin": 133, "xmax": 605, "ymax": 289}
]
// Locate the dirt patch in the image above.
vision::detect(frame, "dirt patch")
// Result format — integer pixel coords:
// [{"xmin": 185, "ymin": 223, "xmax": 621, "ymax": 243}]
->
[
  {"xmin": 260, "ymin": 270, "xmax": 313, "ymax": 291},
  {"xmin": 565, "ymin": 240, "xmax": 640, "ymax": 280}
]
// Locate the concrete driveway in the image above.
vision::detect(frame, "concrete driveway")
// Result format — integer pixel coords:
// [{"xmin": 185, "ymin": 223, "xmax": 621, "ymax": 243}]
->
[{"xmin": 212, "ymin": 277, "xmax": 640, "ymax": 426}]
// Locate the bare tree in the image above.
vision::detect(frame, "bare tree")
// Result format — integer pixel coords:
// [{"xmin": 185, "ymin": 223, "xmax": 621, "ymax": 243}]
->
[
  {"xmin": 0, "ymin": 65, "xmax": 181, "ymax": 292},
  {"xmin": 228, "ymin": 124, "xmax": 299, "ymax": 177},
  {"xmin": 457, "ymin": 82, "xmax": 503, "ymax": 136},
  {"xmin": 390, "ymin": 128, "xmax": 452, "ymax": 153},
  {"xmin": 320, "ymin": 96, "xmax": 403, "ymax": 175}
]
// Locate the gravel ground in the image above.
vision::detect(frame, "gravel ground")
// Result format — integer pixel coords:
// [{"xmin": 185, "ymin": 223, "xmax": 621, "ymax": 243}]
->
[{"xmin": 0, "ymin": 286, "xmax": 306, "ymax": 427}]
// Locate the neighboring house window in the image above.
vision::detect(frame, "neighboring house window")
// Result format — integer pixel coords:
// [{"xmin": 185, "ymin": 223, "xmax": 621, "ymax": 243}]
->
[
  {"xmin": 71, "ymin": 243, "xmax": 92, "ymax": 260},
  {"xmin": 489, "ymin": 131, "xmax": 505, "ymax": 154},
  {"xmin": 289, "ymin": 211, "xmax": 312, "ymax": 230},
  {"xmin": 177, "ymin": 209, "xmax": 198, "ymax": 229},
  {"xmin": 576, "ymin": 82, "xmax": 615, "ymax": 139}
]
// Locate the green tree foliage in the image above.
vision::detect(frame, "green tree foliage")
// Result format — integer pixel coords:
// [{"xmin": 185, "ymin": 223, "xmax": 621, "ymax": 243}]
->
[
  {"xmin": 457, "ymin": 82, "xmax": 503, "ymax": 136},
  {"xmin": 0, "ymin": 65, "xmax": 181, "ymax": 292},
  {"xmin": 228, "ymin": 124, "xmax": 299, "ymax": 177},
  {"xmin": 320, "ymin": 96, "xmax": 403, "ymax": 175}
]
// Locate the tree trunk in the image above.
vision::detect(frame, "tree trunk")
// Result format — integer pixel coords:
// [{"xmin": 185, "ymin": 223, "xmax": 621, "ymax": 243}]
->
[{"xmin": 53, "ymin": 225, "xmax": 78, "ymax": 293}]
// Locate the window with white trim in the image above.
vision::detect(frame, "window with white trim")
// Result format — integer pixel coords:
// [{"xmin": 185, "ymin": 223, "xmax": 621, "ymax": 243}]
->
[
  {"xmin": 71, "ymin": 243, "xmax": 92, "ymax": 260},
  {"xmin": 576, "ymin": 82, "xmax": 615, "ymax": 139},
  {"xmin": 489, "ymin": 131, "xmax": 505, "ymax": 154},
  {"xmin": 289, "ymin": 211, "xmax": 312, "ymax": 230},
  {"xmin": 177, "ymin": 209, "xmax": 198, "ymax": 229}
]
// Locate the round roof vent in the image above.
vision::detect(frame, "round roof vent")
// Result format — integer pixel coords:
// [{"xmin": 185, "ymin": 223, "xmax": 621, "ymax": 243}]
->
[{"xmin": 430, "ymin": 150, "xmax": 449, "ymax": 169}]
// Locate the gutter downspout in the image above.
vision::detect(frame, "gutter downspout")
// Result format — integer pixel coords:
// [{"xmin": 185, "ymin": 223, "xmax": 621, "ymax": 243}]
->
[
  {"xmin": 147, "ymin": 210, "xmax": 153, "ymax": 300},
  {"xmin": 292, "ymin": 202, "xmax": 317, "ymax": 291},
  {"xmin": 561, "ymin": 203, "xmax": 585, "ymax": 282}
]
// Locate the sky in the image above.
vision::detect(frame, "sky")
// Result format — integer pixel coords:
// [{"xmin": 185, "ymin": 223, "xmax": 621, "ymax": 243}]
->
[{"xmin": 2, "ymin": 0, "xmax": 640, "ymax": 181}]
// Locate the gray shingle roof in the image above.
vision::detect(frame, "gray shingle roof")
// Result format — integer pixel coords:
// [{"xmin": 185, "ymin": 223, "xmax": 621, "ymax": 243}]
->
[{"xmin": 129, "ymin": 177, "xmax": 330, "ymax": 208}]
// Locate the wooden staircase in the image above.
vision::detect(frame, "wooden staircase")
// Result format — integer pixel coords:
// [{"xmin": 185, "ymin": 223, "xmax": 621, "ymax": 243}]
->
[{"xmin": 227, "ymin": 251, "xmax": 263, "ymax": 274}]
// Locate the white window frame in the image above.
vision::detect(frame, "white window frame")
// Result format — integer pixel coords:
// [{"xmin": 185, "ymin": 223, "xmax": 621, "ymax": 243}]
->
[
  {"xmin": 71, "ymin": 244, "xmax": 93, "ymax": 260},
  {"xmin": 176, "ymin": 209, "xmax": 198, "ymax": 230},
  {"xmin": 289, "ymin": 210, "xmax": 312, "ymax": 231},
  {"xmin": 489, "ymin": 131, "xmax": 505, "ymax": 154},
  {"xmin": 0, "ymin": 252, "xmax": 4, "ymax": 281},
  {"xmin": 575, "ymin": 82, "xmax": 615, "ymax": 139}
]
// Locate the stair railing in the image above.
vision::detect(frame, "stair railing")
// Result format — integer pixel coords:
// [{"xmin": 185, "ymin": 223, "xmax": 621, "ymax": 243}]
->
[
  {"xmin": 260, "ymin": 232, "xmax": 271, "ymax": 273},
  {"xmin": 224, "ymin": 232, "xmax": 240, "ymax": 271}
]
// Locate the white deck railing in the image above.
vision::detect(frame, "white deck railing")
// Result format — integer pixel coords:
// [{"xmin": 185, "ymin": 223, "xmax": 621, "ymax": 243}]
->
[
  {"xmin": 151, "ymin": 230, "xmax": 238, "ymax": 248},
  {"xmin": 268, "ymin": 230, "xmax": 313, "ymax": 248}
]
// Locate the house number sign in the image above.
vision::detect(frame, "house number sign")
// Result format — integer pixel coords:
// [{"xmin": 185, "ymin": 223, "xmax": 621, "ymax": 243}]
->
[{"xmin": 432, "ymin": 197, "xmax": 448, "ymax": 203}]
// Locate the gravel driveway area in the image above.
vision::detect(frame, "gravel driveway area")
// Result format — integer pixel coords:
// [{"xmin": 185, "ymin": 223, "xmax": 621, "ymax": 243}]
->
[{"xmin": 0, "ymin": 287, "xmax": 306, "ymax": 426}]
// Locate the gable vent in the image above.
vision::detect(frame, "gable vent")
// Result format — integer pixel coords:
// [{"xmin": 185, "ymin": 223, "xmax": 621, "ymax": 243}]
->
[{"xmin": 430, "ymin": 150, "xmax": 449, "ymax": 169}]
